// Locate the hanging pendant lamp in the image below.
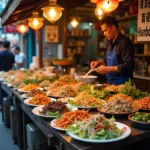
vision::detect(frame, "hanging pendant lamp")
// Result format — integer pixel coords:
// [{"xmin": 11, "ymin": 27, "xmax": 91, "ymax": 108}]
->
[
  {"xmin": 28, "ymin": 12, "xmax": 44, "ymax": 31},
  {"xmin": 41, "ymin": 0, "xmax": 64, "ymax": 23},
  {"xmin": 94, "ymin": 6, "xmax": 105, "ymax": 20},
  {"xmin": 17, "ymin": 20, "xmax": 29, "ymax": 34},
  {"xmin": 97, "ymin": 0, "xmax": 119, "ymax": 13}
]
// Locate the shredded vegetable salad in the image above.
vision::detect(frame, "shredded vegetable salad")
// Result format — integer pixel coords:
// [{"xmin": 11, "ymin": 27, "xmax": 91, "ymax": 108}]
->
[{"xmin": 67, "ymin": 114, "xmax": 125, "ymax": 140}]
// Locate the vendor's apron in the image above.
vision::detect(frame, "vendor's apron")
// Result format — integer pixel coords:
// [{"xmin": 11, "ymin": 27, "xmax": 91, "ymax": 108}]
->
[{"xmin": 106, "ymin": 46, "xmax": 129, "ymax": 85}]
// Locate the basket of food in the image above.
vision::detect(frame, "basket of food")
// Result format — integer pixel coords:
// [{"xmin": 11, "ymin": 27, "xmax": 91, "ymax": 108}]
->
[{"xmin": 52, "ymin": 58, "xmax": 73, "ymax": 66}]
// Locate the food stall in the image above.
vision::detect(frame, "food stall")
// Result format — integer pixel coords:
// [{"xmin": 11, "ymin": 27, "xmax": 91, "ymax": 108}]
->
[{"xmin": 0, "ymin": 70, "xmax": 150, "ymax": 150}]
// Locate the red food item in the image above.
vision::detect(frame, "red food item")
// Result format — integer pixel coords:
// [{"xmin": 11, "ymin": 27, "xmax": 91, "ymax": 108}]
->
[{"xmin": 138, "ymin": 97, "xmax": 150, "ymax": 109}]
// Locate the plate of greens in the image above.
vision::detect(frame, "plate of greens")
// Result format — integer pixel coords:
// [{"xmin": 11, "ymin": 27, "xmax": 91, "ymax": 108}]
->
[
  {"xmin": 32, "ymin": 101, "xmax": 77, "ymax": 118},
  {"xmin": 67, "ymin": 114, "xmax": 131, "ymax": 143},
  {"xmin": 128, "ymin": 112, "xmax": 150, "ymax": 130}
]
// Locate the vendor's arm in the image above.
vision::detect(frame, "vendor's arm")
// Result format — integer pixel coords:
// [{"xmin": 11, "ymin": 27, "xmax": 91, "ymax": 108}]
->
[
  {"xmin": 96, "ymin": 65, "xmax": 119, "ymax": 74},
  {"xmin": 96, "ymin": 39, "xmax": 134, "ymax": 75},
  {"xmin": 90, "ymin": 60, "xmax": 105, "ymax": 69}
]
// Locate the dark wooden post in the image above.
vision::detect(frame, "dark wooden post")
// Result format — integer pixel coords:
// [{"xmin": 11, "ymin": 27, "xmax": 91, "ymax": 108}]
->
[
  {"xmin": 38, "ymin": 28, "xmax": 43, "ymax": 68},
  {"xmin": 63, "ymin": 10, "xmax": 67, "ymax": 58}
]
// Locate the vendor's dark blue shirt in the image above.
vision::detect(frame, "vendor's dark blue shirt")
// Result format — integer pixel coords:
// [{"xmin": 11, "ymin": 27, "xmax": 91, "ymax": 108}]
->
[
  {"xmin": 107, "ymin": 33, "xmax": 134, "ymax": 79},
  {"xmin": 0, "ymin": 50, "xmax": 15, "ymax": 71}
]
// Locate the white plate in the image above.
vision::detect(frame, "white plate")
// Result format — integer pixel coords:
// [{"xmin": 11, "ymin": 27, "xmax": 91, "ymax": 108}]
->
[
  {"xmin": 21, "ymin": 94, "xmax": 31, "ymax": 99},
  {"xmin": 3, "ymin": 82, "xmax": 7, "ymax": 85},
  {"xmin": 24, "ymin": 97, "xmax": 55, "ymax": 107},
  {"xmin": 0, "ymin": 78, "xmax": 4, "ymax": 81},
  {"xmin": 18, "ymin": 88, "xmax": 43, "ymax": 93},
  {"xmin": 51, "ymin": 119, "xmax": 66, "ymax": 131},
  {"xmin": 13, "ymin": 87, "xmax": 17, "ymax": 90},
  {"xmin": 67, "ymin": 122, "xmax": 131, "ymax": 143},
  {"xmin": 32, "ymin": 103, "xmax": 78, "ymax": 118},
  {"xmin": 57, "ymin": 97, "xmax": 74, "ymax": 103},
  {"xmin": 7, "ymin": 83, "xmax": 13, "ymax": 87},
  {"xmin": 68, "ymin": 98, "xmax": 106, "ymax": 109}
]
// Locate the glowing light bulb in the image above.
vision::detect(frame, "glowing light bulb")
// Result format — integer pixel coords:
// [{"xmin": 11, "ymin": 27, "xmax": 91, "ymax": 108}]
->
[
  {"xmin": 70, "ymin": 18, "xmax": 79, "ymax": 28},
  {"xmin": 95, "ymin": 6, "xmax": 105, "ymax": 20},
  {"xmin": 49, "ymin": 8, "xmax": 56, "ymax": 18}
]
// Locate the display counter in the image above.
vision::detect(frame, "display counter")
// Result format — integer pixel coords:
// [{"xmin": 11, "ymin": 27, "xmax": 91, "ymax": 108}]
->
[{"xmin": 1, "ymin": 82, "xmax": 150, "ymax": 150}]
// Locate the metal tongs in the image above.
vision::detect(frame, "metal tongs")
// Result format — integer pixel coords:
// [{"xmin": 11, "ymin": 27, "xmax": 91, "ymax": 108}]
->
[{"xmin": 83, "ymin": 67, "xmax": 99, "ymax": 78}]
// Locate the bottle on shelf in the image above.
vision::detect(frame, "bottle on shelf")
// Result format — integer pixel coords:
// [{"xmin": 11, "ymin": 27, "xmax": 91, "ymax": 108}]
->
[{"xmin": 144, "ymin": 43, "xmax": 149, "ymax": 55}]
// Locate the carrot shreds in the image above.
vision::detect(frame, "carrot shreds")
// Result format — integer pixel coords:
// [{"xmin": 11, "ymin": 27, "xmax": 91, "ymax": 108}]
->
[{"xmin": 54, "ymin": 110, "xmax": 90, "ymax": 129}]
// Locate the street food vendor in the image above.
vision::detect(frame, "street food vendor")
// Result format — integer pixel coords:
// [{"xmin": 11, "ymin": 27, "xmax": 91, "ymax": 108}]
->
[{"xmin": 91, "ymin": 16, "xmax": 134, "ymax": 85}]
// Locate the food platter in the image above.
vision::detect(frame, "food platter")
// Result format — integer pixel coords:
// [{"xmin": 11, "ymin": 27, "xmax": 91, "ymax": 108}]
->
[
  {"xmin": 67, "ymin": 122, "xmax": 131, "ymax": 143},
  {"xmin": 98, "ymin": 108, "xmax": 139, "ymax": 118},
  {"xmin": 46, "ymin": 91, "xmax": 64, "ymax": 99},
  {"xmin": 68, "ymin": 99, "xmax": 105, "ymax": 110},
  {"xmin": 57, "ymin": 97, "xmax": 74, "ymax": 103},
  {"xmin": 32, "ymin": 104, "xmax": 77, "ymax": 118},
  {"xmin": 52, "ymin": 60, "xmax": 73, "ymax": 66},
  {"xmin": 50, "ymin": 119, "xmax": 66, "ymax": 131},
  {"xmin": 128, "ymin": 113, "xmax": 150, "ymax": 130},
  {"xmin": 32, "ymin": 105, "xmax": 57, "ymax": 118},
  {"xmin": 72, "ymin": 105, "xmax": 97, "ymax": 110},
  {"xmin": 18, "ymin": 88, "xmax": 43, "ymax": 93},
  {"xmin": 24, "ymin": 97, "xmax": 55, "ymax": 107}
]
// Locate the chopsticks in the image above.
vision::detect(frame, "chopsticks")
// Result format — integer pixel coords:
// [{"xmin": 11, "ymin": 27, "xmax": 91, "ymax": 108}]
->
[{"xmin": 83, "ymin": 67, "xmax": 98, "ymax": 78}]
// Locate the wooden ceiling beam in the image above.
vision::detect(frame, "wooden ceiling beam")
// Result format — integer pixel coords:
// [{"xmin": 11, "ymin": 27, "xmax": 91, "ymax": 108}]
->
[{"xmin": 2, "ymin": 0, "xmax": 91, "ymax": 25}]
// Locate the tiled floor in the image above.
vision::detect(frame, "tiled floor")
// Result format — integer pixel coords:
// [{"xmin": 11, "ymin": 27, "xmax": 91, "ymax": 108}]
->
[{"xmin": 0, "ymin": 112, "xmax": 18, "ymax": 150}]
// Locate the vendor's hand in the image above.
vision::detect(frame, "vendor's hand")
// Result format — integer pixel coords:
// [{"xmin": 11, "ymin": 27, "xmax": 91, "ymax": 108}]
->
[
  {"xmin": 90, "ymin": 60, "xmax": 104, "ymax": 69},
  {"xmin": 90, "ymin": 61, "xmax": 99, "ymax": 69},
  {"xmin": 96, "ymin": 65, "xmax": 109, "ymax": 75}
]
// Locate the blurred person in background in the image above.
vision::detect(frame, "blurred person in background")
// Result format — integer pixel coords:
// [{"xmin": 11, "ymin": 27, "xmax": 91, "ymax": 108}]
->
[
  {"xmin": 0, "ymin": 40, "xmax": 15, "ymax": 111},
  {"xmin": 0, "ymin": 41, "xmax": 3, "ymax": 51},
  {"xmin": 0, "ymin": 40, "xmax": 15, "ymax": 72},
  {"xmin": 13, "ymin": 46, "xmax": 25, "ymax": 69}
]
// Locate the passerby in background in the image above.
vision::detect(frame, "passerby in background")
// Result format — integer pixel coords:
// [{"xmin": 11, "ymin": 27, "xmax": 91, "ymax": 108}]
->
[
  {"xmin": 0, "ymin": 40, "xmax": 15, "ymax": 111},
  {"xmin": 0, "ymin": 40, "xmax": 15, "ymax": 71},
  {"xmin": 13, "ymin": 46, "xmax": 25, "ymax": 69}
]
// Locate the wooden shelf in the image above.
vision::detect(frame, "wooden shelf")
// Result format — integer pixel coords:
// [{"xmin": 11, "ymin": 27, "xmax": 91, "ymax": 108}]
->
[
  {"xmin": 67, "ymin": 45, "xmax": 85, "ymax": 48},
  {"xmin": 67, "ymin": 35, "xmax": 91, "ymax": 38},
  {"xmin": 117, "ymin": 14, "xmax": 137, "ymax": 21},
  {"xmin": 135, "ymin": 54, "xmax": 150, "ymax": 57},
  {"xmin": 134, "ymin": 42, "xmax": 145, "ymax": 45}
]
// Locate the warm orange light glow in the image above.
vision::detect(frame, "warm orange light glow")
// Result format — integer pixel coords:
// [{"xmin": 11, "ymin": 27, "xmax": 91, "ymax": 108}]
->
[
  {"xmin": 17, "ymin": 21, "xmax": 29, "ymax": 34},
  {"xmin": 97, "ymin": 0, "xmax": 119, "ymax": 13},
  {"xmin": 28, "ymin": 12, "xmax": 44, "ymax": 30},
  {"xmin": 70, "ymin": 18, "xmax": 79, "ymax": 28},
  {"xmin": 95, "ymin": 6, "xmax": 105, "ymax": 20},
  {"xmin": 42, "ymin": 0, "xmax": 64, "ymax": 23}
]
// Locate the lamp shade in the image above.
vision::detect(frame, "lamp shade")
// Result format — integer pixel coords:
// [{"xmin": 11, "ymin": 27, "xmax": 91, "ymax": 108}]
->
[
  {"xmin": 70, "ymin": 18, "xmax": 79, "ymax": 28},
  {"xmin": 41, "ymin": 0, "xmax": 64, "ymax": 23},
  {"xmin": 17, "ymin": 21, "xmax": 29, "ymax": 34},
  {"xmin": 97, "ymin": 0, "xmax": 119, "ymax": 13},
  {"xmin": 95, "ymin": 6, "xmax": 105, "ymax": 20},
  {"xmin": 28, "ymin": 12, "xmax": 44, "ymax": 30}
]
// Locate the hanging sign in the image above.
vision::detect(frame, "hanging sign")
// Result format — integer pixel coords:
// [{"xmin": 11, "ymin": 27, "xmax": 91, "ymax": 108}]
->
[
  {"xmin": 4, "ymin": 25, "xmax": 18, "ymax": 33},
  {"xmin": 137, "ymin": 0, "xmax": 150, "ymax": 41}
]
